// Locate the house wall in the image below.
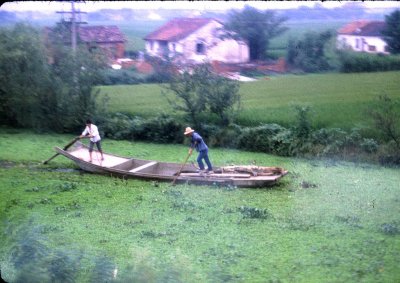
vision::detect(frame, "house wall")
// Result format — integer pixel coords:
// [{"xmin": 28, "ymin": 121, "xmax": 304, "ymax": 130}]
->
[
  {"xmin": 337, "ymin": 34, "xmax": 389, "ymax": 54},
  {"xmin": 180, "ymin": 21, "xmax": 249, "ymax": 63},
  {"xmin": 145, "ymin": 20, "xmax": 249, "ymax": 63}
]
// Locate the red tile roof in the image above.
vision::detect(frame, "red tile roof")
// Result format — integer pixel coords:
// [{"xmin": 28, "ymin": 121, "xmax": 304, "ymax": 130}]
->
[
  {"xmin": 144, "ymin": 18, "xmax": 216, "ymax": 41},
  {"xmin": 78, "ymin": 26, "xmax": 126, "ymax": 43},
  {"xmin": 338, "ymin": 20, "xmax": 386, "ymax": 36}
]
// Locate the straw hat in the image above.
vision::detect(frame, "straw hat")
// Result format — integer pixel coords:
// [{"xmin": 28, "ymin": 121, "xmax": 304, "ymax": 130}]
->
[{"xmin": 184, "ymin": 127, "xmax": 195, "ymax": 135}]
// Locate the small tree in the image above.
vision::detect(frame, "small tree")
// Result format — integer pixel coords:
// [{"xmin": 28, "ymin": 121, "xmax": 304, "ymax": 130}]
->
[
  {"xmin": 368, "ymin": 95, "xmax": 400, "ymax": 150},
  {"xmin": 163, "ymin": 64, "xmax": 241, "ymax": 128},
  {"xmin": 382, "ymin": 10, "xmax": 400, "ymax": 54}
]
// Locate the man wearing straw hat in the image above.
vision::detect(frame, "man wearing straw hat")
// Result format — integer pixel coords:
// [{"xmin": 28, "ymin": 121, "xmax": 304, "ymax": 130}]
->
[{"xmin": 184, "ymin": 127, "xmax": 213, "ymax": 174}]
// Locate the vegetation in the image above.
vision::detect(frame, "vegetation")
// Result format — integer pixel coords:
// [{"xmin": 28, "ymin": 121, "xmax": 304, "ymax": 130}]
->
[
  {"xmin": 0, "ymin": 22, "xmax": 107, "ymax": 133},
  {"xmin": 339, "ymin": 52, "xmax": 400, "ymax": 73},
  {"xmin": 287, "ymin": 30, "xmax": 340, "ymax": 72},
  {"xmin": 0, "ymin": 130, "xmax": 399, "ymax": 282},
  {"xmin": 382, "ymin": 9, "xmax": 400, "ymax": 54},
  {"xmin": 98, "ymin": 71, "xmax": 400, "ymax": 130},
  {"xmin": 163, "ymin": 64, "xmax": 240, "ymax": 128},
  {"xmin": 223, "ymin": 5, "xmax": 287, "ymax": 60}
]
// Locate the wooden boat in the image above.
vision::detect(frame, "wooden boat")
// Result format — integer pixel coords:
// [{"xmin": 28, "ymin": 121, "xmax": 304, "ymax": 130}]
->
[{"xmin": 54, "ymin": 142, "xmax": 288, "ymax": 188}]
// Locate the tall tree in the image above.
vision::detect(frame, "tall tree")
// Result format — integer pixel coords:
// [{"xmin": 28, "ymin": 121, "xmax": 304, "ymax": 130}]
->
[
  {"xmin": 0, "ymin": 23, "xmax": 51, "ymax": 128},
  {"xmin": 382, "ymin": 10, "xmax": 400, "ymax": 54},
  {"xmin": 223, "ymin": 5, "xmax": 287, "ymax": 60}
]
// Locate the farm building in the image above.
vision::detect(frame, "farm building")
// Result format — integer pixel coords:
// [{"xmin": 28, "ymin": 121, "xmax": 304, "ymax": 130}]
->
[
  {"xmin": 144, "ymin": 17, "xmax": 249, "ymax": 64},
  {"xmin": 337, "ymin": 20, "xmax": 389, "ymax": 54},
  {"xmin": 45, "ymin": 25, "xmax": 126, "ymax": 62}
]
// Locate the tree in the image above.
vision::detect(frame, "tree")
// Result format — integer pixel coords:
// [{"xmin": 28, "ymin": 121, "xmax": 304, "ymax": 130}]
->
[
  {"xmin": 163, "ymin": 64, "xmax": 241, "ymax": 128},
  {"xmin": 0, "ymin": 23, "xmax": 51, "ymax": 128},
  {"xmin": 382, "ymin": 10, "xmax": 400, "ymax": 54},
  {"xmin": 286, "ymin": 30, "xmax": 339, "ymax": 72},
  {"xmin": 368, "ymin": 95, "xmax": 400, "ymax": 150},
  {"xmin": 0, "ymin": 22, "xmax": 107, "ymax": 132},
  {"xmin": 223, "ymin": 5, "xmax": 287, "ymax": 60},
  {"xmin": 45, "ymin": 20, "xmax": 108, "ymax": 132}
]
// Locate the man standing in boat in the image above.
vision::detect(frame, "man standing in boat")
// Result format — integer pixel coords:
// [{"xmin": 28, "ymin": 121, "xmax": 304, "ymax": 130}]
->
[
  {"xmin": 79, "ymin": 119, "xmax": 104, "ymax": 163},
  {"xmin": 184, "ymin": 127, "xmax": 213, "ymax": 174}
]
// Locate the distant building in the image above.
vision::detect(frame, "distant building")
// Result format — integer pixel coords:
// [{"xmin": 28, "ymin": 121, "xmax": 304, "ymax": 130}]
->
[
  {"xmin": 337, "ymin": 20, "xmax": 389, "ymax": 54},
  {"xmin": 144, "ymin": 17, "xmax": 249, "ymax": 64},
  {"xmin": 45, "ymin": 25, "xmax": 126, "ymax": 62},
  {"xmin": 78, "ymin": 25, "xmax": 126, "ymax": 60}
]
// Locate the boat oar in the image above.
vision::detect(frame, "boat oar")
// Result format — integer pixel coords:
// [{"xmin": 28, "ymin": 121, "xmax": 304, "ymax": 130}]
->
[
  {"xmin": 43, "ymin": 136, "xmax": 80, "ymax": 164},
  {"xmin": 171, "ymin": 150, "xmax": 192, "ymax": 186}
]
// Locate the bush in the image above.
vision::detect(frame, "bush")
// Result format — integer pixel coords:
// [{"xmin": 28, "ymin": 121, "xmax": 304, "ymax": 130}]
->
[
  {"xmin": 100, "ymin": 68, "xmax": 146, "ymax": 85},
  {"xmin": 237, "ymin": 124, "xmax": 292, "ymax": 156},
  {"xmin": 100, "ymin": 113, "xmax": 183, "ymax": 144},
  {"xmin": 339, "ymin": 51, "xmax": 400, "ymax": 73}
]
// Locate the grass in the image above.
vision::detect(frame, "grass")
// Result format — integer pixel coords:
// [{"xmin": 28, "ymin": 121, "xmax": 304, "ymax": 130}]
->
[
  {"xmin": 98, "ymin": 71, "xmax": 400, "ymax": 130},
  {"xmin": 1, "ymin": 129, "xmax": 399, "ymax": 282}
]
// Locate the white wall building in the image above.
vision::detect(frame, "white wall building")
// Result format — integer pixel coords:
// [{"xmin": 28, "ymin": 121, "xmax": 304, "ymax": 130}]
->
[
  {"xmin": 144, "ymin": 18, "xmax": 249, "ymax": 64},
  {"xmin": 337, "ymin": 20, "xmax": 389, "ymax": 54}
]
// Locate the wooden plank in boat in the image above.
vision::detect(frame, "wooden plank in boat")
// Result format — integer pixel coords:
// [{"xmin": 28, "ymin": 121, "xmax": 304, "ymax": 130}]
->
[
  {"xmin": 180, "ymin": 173, "xmax": 251, "ymax": 178},
  {"xmin": 129, "ymin": 161, "xmax": 157, "ymax": 173}
]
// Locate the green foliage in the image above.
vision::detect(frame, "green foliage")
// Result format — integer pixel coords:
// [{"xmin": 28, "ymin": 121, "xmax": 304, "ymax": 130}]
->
[
  {"xmin": 237, "ymin": 124, "xmax": 292, "ymax": 156},
  {"xmin": 0, "ymin": 23, "xmax": 51, "ymax": 128},
  {"xmin": 1, "ymin": 131, "xmax": 400, "ymax": 282},
  {"xmin": 339, "ymin": 51, "xmax": 400, "ymax": 73},
  {"xmin": 0, "ymin": 22, "xmax": 107, "ymax": 133},
  {"xmin": 101, "ymin": 112, "xmax": 184, "ymax": 144},
  {"xmin": 367, "ymin": 95, "xmax": 400, "ymax": 149},
  {"xmin": 223, "ymin": 5, "xmax": 287, "ymax": 60},
  {"xmin": 98, "ymin": 72, "xmax": 400, "ymax": 132},
  {"xmin": 382, "ymin": 10, "xmax": 400, "ymax": 54},
  {"xmin": 366, "ymin": 95, "xmax": 400, "ymax": 164},
  {"xmin": 100, "ymin": 67, "xmax": 146, "ymax": 85},
  {"xmin": 163, "ymin": 63, "xmax": 241, "ymax": 127},
  {"xmin": 287, "ymin": 30, "xmax": 339, "ymax": 73}
]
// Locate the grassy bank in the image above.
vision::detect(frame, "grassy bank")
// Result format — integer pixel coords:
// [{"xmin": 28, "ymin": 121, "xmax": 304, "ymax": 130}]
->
[
  {"xmin": 98, "ymin": 71, "xmax": 400, "ymax": 130},
  {"xmin": 1, "ymin": 130, "xmax": 399, "ymax": 282}
]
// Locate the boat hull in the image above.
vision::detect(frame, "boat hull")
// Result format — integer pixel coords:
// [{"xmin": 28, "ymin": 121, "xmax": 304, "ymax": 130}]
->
[{"xmin": 54, "ymin": 144, "xmax": 287, "ymax": 188}]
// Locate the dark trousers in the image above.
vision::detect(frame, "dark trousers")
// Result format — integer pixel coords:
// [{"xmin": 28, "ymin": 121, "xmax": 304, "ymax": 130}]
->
[
  {"xmin": 89, "ymin": 141, "xmax": 102, "ymax": 153},
  {"xmin": 197, "ymin": 150, "xmax": 212, "ymax": 170}
]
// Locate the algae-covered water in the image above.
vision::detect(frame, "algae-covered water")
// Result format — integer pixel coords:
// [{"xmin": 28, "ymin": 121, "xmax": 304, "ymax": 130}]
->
[{"xmin": 0, "ymin": 131, "xmax": 399, "ymax": 282}]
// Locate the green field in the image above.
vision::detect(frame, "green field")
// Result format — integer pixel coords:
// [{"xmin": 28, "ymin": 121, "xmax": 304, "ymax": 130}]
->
[
  {"xmin": 99, "ymin": 71, "xmax": 400, "ymax": 130},
  {"xmin": 1, "ymin": 130, "xmax": 399, "ymax": 282}
]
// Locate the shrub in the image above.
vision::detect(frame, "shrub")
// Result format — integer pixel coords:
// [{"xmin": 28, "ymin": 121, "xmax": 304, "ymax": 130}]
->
[
  {"xmin": 339, "ymin": 51, "xmax": 400, "ymax": 73},
  {"xmin": 100, "ymin": 113, "xmax": 183, "ymax": 144},
  {"xmin": 360, "ymin": 138, "xmax": 379, "ymax": 153},
  {"xmin": 237, "ymin": 124, "xmax": 292, "ymax": 155},
  {"xmin": 100, "ymin": 68, "xmax": 146, "ymax": 85}
]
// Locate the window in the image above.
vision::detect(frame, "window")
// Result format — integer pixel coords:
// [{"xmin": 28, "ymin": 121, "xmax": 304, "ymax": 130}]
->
[
  {"xmin": 368, "ymin": 45, "xmax": 376, "ymax": 52},
  {"xmin": 196, "ymin": 43, "xmax": 205, "ymax": 54},
  {"xmin": 355, "ymin": 38, "xmax": 360, "ymax": 49}
]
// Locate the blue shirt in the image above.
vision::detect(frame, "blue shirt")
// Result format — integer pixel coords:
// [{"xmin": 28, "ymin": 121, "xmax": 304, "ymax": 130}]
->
[{"xmin": 190, "ymin": 132, "xmax": 208, "ymax": 152}]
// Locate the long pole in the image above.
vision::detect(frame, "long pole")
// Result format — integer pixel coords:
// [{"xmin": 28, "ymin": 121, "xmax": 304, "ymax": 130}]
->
[
  {"xmin": 171, "ymin": 151, "xmax": 192, "ymax": 186},
  {"xmin": 43, "ymin": 137, "xmax": 80, "ymax": 164}
]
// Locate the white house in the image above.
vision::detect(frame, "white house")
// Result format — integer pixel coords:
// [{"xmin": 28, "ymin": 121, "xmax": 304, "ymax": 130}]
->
[
  {"xmin": 337, "ymin": 20, "xmax": 389, "ymax": 54},
  {"xmin": 144, "ymin": 17, "xmax": 249, "ymax": 64}
]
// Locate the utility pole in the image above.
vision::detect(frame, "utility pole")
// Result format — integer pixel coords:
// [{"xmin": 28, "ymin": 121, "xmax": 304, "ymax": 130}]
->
[
  {"xmin": 56, "ymin": 1, "xmax": 87, "ymax": 94},
  {"xmin": 56, "ymin": 0, "xmax": 87, "ymax": 53}
]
